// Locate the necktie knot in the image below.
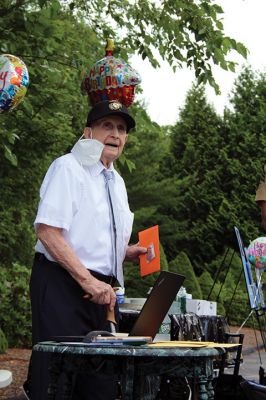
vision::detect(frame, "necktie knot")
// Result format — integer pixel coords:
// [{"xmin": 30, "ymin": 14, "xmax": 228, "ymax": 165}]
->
[{"xmin": 103, "ymin": 169, "xmax": 113, "ymax": 181}]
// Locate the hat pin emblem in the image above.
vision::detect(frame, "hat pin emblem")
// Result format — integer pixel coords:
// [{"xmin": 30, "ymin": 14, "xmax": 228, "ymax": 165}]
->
[{"xmin": 109, "ymin": 101, "xmax": 122, "ymax": 111}]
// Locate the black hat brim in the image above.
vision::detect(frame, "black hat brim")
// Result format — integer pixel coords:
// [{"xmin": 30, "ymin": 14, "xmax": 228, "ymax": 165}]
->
[{"xmin": 86, "ymin": 101, "xmax": 135, "ymax": 132}]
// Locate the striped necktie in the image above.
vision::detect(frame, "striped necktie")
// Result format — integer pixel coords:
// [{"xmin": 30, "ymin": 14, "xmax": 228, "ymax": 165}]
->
[{"xmin": 102, "ymin": 169, "xmax": 123, "ymax": 287}]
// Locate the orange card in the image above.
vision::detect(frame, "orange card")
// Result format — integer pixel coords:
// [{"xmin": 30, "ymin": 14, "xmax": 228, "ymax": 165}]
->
[{"xmin": 138, "ymin": 225, "xmax": 160, "ymax": 277}]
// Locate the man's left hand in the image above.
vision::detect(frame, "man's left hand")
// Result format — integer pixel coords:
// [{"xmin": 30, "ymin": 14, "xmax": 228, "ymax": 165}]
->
[{"xmin": 125, "ymin": 243, "xmax": 147, "ymax": 261}]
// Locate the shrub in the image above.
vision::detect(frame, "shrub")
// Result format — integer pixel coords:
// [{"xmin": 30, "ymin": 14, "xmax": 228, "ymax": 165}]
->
[
  {"xmin": 0, "ymin": 328, "xmax": 8, "ymax": 354},
  {"xmin": 160, "ymin": 244, "xmax": 169, "ymax": 271},
  {"xmin": 0, "ymin": 262, "xmax": 31, "ymax": 347},
  {"xmin": 169, "ymin": 251, "xmax": 202, "ymax": 299},
  {"xmin": 198, "ymin": 271, "xmax": 214, "ymax": 299}
]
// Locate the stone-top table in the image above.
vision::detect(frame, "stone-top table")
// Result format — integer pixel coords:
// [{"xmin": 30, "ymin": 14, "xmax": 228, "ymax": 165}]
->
[{"xmin": 33, "ymin": 340, "xmax": 233, "ymax": 400}]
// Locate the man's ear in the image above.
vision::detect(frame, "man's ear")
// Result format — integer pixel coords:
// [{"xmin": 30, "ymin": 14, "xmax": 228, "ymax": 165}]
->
[
  {"xmin": 83, "ymin": 127, "xmax": 91, "ymax": 139},
  {"xmin": 124, "ymin": 134, "xmax": 128, "ymax": 144}
]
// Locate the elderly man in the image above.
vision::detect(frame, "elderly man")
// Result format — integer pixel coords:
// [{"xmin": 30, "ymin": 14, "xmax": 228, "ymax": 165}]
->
[{"xmin": 29, "ymin": 100, "xmax": 146, "ymax": 400}]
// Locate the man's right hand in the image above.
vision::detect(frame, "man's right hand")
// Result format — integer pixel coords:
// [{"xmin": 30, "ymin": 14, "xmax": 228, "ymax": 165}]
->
[{"xmin": 82, "ymin": 276, "xmax": 116, "ymax": 311}]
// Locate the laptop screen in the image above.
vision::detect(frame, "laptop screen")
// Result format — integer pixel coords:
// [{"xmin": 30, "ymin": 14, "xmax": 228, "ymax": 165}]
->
[{"xmin": 129, "ymin": 271, "xmax": 185, "ymax": 340}]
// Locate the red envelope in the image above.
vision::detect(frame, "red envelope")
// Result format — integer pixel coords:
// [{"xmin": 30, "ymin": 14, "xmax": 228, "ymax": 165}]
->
[{"xmin": 138, "ymin": 225, "xmax": 160, "ymax": 277}]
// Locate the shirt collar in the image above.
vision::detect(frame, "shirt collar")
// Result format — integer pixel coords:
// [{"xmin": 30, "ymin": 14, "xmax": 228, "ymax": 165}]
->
[{"xmin": 89, "ymin": 161, "xmax": 115, "ymax": 177}]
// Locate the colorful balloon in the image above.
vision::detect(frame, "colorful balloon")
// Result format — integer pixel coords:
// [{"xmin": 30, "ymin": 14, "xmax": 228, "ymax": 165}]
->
[
  {"xmin": 247, "ymin": 237, "xmax": 266, "ymax": 270},
  {"xmin": 0, "ymin": 54, "xmax": 29, "ymax": 113},
  {"xmin": 82, "ymin": 39, "xmax": 141, "ymax": 108}
]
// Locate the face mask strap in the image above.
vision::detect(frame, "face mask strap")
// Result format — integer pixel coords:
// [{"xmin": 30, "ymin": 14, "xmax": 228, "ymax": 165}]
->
[
  {"xmin": 79, "ymin": 128, "xmax": 93, "ymax": 140},
  {"xmin": 79, "ymin": 127, "xmax": 93, "ymax": 141}
]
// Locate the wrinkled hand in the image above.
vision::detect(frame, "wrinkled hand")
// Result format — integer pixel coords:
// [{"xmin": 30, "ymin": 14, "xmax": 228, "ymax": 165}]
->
[
  {"xmin": 125, "ymin": 242, "xmax": 147, "ymax": 262},
  {"xmin": 82, "ymin": 276, "xmax": 116, "ymax": 311}
]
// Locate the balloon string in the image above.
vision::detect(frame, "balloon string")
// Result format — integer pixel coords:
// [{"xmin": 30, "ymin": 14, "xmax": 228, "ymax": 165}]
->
[
  {"xmin": 236, "ymin": 309, "xmax": 254, "ymax": 334},
  {"xmin": 236, "ymin": 273, "xmax": 264, "ymax": 333}
]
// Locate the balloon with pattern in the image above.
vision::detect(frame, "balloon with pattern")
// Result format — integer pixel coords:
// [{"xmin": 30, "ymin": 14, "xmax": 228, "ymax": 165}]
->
[
  {"xmin": 247, "ymin": 236, "xmax": 266, "ymax": 270},
  {"xmin": 0, "ymin": 54, "xmax": 29, "ymax": 113}
]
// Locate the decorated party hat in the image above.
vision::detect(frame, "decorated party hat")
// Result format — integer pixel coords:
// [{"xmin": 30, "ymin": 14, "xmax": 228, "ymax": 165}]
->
[{"xmin": 82, "ymin": 39, "xmax": 141, "ymax": 108}]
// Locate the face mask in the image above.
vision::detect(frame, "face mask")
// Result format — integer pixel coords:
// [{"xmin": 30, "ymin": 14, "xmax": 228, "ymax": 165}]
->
[{"xmin": 71, "ymin": 133, "xmax": 104, "ymax": 167}]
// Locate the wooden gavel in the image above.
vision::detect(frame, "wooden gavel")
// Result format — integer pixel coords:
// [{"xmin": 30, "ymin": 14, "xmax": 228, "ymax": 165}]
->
[
  {"xmin": 84, "ymin": 288, "xmax": 117, "ymax": 333},
  {"xmin": 106, "ymin": 307, "xmax": 117, "ymax": 333},
  {"xmin": 106, "ymin": 287, "xmax": 118, "ymax": 333}
]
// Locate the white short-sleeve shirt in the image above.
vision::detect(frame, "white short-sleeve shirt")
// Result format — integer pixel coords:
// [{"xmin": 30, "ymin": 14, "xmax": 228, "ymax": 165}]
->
[{"xmin": 34, "ymin": 154, "xmax": 134, "ymax": 278}]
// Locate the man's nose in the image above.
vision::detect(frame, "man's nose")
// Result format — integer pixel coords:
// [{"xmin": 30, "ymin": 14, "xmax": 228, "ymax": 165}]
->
[{"xmin": 111, "ymin": 127, "xmax": 119, "ymax": 138}]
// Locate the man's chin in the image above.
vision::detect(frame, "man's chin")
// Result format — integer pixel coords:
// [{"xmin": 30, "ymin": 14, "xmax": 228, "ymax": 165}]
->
[
  {"xmin": 102, "ymin": 149, "xmax": 119, "ymax": 160},
  {"xmin": 101, "ymin": 153, "xmax": 119, "ymax": 167}
]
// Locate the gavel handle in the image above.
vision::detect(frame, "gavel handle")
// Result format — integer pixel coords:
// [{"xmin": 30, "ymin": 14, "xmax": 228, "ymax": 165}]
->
[{"xmin": 106, "ymin": 307, "xmax": 117, "ymax": 333}]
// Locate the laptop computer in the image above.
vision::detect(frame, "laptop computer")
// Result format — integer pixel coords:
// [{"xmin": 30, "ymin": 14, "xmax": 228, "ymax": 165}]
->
[
  {"xmin": 89, "ymin": 270, "xmax": 185, "ymax": 344},
  {"xmin": 53, "ymin": 271, "xmax": 185, "ymax": 344},
  {"xmin": 128, "ymin": 270, "xmax": 185, "ymax": 339}
]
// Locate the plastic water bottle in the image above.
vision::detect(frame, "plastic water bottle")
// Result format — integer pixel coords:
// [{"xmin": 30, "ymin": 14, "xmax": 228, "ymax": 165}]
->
[
  {"xmin": 116, "ymin": 287, "xmax": 125, "ymax": 304},
  {"xmin": 177, "ymin": 287, "xmax": 187, "ymax": 314}
]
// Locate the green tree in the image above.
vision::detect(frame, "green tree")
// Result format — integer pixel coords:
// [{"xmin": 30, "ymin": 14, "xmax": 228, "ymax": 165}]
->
[
  {"xmin": 201, "ymin": 248, "xmax": 254, "ymax": 324},
  {"xmin": 0, "ymin": 0, "xmax": 249, "ymax": 269},
  {"xmin": 204, "ymin": 248, "xmax": 244, "ymax": 287},
  {"xmin": 218, "ymin": 270, "xmax": 250, "ymax": 326},
  {"xmin": 160, "ymin": 244, "xmax": 169, "ymax": 272},
  {"xmin": 118, "ymin": 105, "xmax": 188, "ymax": 276},
  {"xmin": 220, "ymin": 67, "xmax": 266, "ymax": 247},
  {"xmin": 169, "ymin": 251, "xmax": 202, "ymax": 299},
  {"xmin": 159, "ymin": 69, "xmax": 266, "ymax": 269},
  {"xmin": 62, "ymin": 0, "xmax": 247, "ymax": 93},
  {"xmin": 198, "ymin": 270, "xmax": 214, "ymax": 299},
  {"xmin": 0, "ymin": 263, "xmax": 31, "ymax": 347},
  {"xmin": 0, "ymin": 328, "xmax": 8, "ymax": 354},
  {"xmin": 161, "ymin": 84, "xmax": 226, "ymax": 268},
  {"xmin": 1, "ymin": 0, "xmax": 248, "ymax": 159},
  {"xmin": 119, "ymin": 104, "xmax": 170, "ymax": 234},
  {"xmin": 0, "ymin": 3, "xmax": 101, "ymax": 266},
  {"xmin": 118, "ymin": 105, "xmax": 183, "ymax": 295}
]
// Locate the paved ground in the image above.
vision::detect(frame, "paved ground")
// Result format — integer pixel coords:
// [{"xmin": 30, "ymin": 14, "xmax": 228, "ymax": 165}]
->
[{"xmin": 239, "ymin": 348, "xmax": 266, "ymax": 382}]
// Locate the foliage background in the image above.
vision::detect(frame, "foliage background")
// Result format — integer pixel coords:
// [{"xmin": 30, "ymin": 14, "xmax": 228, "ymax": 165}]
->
[{"xmin": 0, "ymin": 0, "xmax": 265, "ymax": 346}]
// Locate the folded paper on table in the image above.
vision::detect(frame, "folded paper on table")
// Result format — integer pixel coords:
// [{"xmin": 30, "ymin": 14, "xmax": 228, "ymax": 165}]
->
[
  {"xmin": 91, "ymin": 336, "xmax": 152, "ymax": 345},
  {"xmin": 148, "ymin": 341, "xmax": 242, "ymax": 348},
  {"xmin": 138, "ymin": 225, "xmax": 160, "ymax": 277}
]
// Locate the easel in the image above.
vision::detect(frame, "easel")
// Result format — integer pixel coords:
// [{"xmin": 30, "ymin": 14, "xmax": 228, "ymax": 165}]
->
[
  {"xmin": 234, "ymin": 226, "xmax": 266, "ymax": 384},
  {"xmin": 234, "ymin": 227, "xmax": 266, "ymax": 347}
]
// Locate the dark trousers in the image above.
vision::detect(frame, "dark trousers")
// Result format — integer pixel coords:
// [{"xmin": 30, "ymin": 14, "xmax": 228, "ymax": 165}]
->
[{"xmin": 29, "ymin": 253, "xmax": 118, "ymax": 400}]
